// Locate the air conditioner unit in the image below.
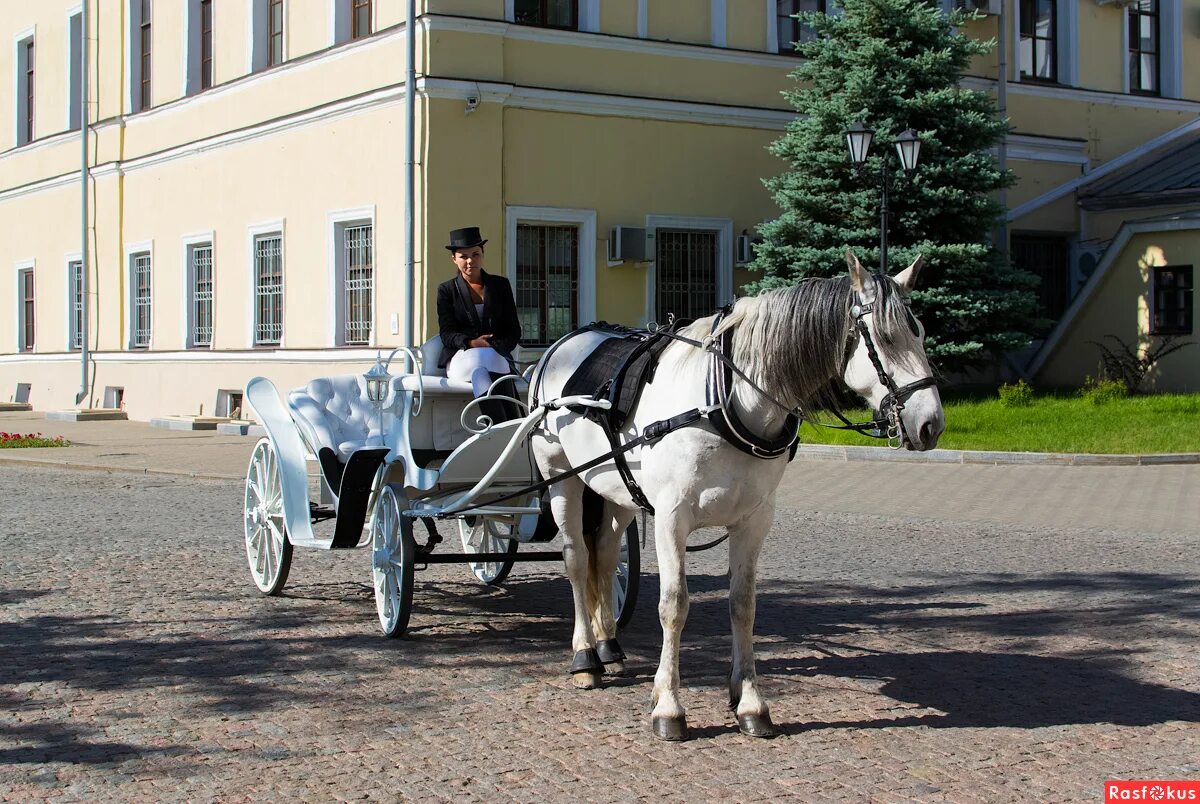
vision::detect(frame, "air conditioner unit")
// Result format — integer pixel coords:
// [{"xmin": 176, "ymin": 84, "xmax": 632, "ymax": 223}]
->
[
  {"xmin": 608, "ymin": 226, "xmax": 646, "ymax": 262},
  {"xmin": 735, "ymin": 234, "xmax": 754, "ymax": 266},
  {"xmin": 956, "ymin": 0, "xmax": 1001, "ymax": 15}
]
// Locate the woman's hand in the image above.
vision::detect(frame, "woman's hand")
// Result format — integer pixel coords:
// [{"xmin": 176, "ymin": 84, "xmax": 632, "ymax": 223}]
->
[{"xmin": 468, "ymin": 334, "xmax": 493, "ymax": 348}]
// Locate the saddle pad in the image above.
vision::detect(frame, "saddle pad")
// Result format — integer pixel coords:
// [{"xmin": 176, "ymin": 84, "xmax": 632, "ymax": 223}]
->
[{"xmin": 561, "ymin": 329, "xmax": 670, "ymax": 427}]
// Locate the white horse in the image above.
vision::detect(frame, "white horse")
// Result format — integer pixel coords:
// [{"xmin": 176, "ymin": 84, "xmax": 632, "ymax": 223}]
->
[{"xmin": 529, "ymin": 251, "xmax": 944, "ymax": 740}]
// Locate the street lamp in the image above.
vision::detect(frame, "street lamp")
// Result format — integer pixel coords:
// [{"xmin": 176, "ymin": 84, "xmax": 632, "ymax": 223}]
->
[{"xmin": 846, "ymin": 122, "xmax": 923, "ymax": 272}]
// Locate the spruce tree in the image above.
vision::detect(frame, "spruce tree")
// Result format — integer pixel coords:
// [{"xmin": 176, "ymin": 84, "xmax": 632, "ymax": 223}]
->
[{"xmin": 750, "ymin": 0, "xmax": 1040, "ymax": 374}]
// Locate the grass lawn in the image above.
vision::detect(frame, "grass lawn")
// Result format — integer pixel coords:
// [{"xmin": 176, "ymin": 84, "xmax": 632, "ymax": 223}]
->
[{"xmin": 799, "ymin": 392, "xmax": 1200, "ymax": 454}]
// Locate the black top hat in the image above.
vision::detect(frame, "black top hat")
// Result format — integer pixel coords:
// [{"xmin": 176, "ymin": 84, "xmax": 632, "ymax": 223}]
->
[{"xmin": 446, "ymin": 227, "xmax": 488, "ymax": 252}]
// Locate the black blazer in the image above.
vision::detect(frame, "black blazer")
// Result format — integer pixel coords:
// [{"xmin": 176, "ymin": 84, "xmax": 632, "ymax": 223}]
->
[{"xmin": 436, "ymin": 271, "xmax": 522, "ymax": 368}]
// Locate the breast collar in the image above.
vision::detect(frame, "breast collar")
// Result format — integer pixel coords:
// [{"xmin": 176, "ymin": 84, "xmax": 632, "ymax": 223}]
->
[{"xmin": 704, "ymin": 307, "xmax": 800, "ymax": 461}]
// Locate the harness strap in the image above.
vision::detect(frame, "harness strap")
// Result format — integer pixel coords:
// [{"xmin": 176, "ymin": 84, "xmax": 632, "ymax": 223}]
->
[{"xmin": 432, "ymin": 406, "xmax": 710, "ymax": 519}]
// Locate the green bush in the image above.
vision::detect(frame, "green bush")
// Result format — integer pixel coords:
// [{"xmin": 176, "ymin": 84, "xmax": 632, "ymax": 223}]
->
[
  {"xmin": 998, "ymin": 379, "xmax": 1034, "ymax": 408},
  {"xmin": 1079, "ymin": 376, "xmax": 1128, "ymax": 405}
]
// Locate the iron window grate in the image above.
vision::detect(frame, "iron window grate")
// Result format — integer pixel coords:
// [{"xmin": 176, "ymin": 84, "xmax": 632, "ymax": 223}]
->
[
  {"xmin": 255, "ymin": 235, "xmax": 283, "ymax": 345},
  {"xmin": 516, "ymin": 223, "xmax": 578, "ymax": 346},
  {"xmin": 132, "ymin": 253, "xmax": 152, "ymax": 348},
  {"xmin": 192, "ymin": 245, "xmax": 213, "ymax": 347},
  {"xmin": 70, "ymin": 260, "xmax": 83, "ymax": 350},
  {"xmin": 656, "ymin": 228, "xmax": 718, "ymax": 323},
  {"xmin": 343, "ymin": 224, "xmax": 373, "ymax": 345}
]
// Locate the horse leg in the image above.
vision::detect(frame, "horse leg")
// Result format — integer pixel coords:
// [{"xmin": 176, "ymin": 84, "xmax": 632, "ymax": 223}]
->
[
  {"xmin": 727, "ymin": 500, "xmax": 778, "ymax": 738},
  {"xmin": 549, "ymin": 476, "xmax": 603, "ymax": 689},
  {"xmin": 650, "ymin": 506, "xmax": 691, "ymax": 741},
  {"xmin": 588, "ymin": 503, "xmax": 635, "ymax": 677}
]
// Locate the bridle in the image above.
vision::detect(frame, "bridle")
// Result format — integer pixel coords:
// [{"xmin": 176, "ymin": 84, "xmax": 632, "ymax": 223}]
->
[{"xmin": 824, "ymin": 291, "xmax": 939, "ymax": 449}]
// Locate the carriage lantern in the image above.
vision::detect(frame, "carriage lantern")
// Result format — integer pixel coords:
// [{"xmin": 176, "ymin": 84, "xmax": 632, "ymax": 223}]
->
[{"xmin": 363, "ymin": 353, "xmax": 392, "ymax": 404}]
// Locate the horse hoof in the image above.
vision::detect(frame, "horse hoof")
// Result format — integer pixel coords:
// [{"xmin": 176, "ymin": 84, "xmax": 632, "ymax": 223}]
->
[
  {"xmin": 603, "ymin": 660, "xmax": 627, "ymax": 677},
  {"xmin": 736, "ymin": 712, "xmax": 779, "ymax": 739},
  {"xmin": 572, "ymin": 672, "xmax": 602, "ymax": 690},
  {"xmin": 651, "ymin": 715, "xmax": 688, "ymax": 742}
]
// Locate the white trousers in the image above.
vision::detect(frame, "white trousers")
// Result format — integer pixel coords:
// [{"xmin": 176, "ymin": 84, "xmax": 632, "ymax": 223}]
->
[{"xmin": 447, "ymin": 346, "xmax": 512, "ymax": 397}]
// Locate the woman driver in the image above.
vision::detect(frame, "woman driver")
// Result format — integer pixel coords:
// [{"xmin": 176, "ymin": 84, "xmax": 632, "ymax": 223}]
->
[{"xmin": 435, "ymin": 227, "xmax": 522, "ymax": 397}]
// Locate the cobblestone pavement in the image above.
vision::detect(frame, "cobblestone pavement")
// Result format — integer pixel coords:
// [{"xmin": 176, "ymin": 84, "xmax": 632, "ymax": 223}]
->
[{"xmin": 2, "ymin": 463, "xmax": 1198, "ymax": 802}]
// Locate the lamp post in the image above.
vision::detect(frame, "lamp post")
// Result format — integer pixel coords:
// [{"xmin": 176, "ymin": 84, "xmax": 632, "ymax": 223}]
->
[{"xmin": 846, "ymin": 122, "xmax": 922, "ymax": 272}]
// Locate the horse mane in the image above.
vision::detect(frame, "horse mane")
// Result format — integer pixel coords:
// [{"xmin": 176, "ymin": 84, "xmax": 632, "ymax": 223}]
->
[{"xmin": 676, "ymin": 274, "xmax": 915, "ymax": 416}]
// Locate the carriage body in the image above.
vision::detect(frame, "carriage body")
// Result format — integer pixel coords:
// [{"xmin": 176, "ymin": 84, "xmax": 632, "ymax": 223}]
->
[{"xmin": 241, "ymin": 336, "xmax": 639, "ymax": 636}]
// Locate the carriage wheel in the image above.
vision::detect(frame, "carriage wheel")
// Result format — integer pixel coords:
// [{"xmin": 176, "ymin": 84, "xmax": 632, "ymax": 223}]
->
[
  {"xmin": 371, "ymin": 485, "xmax": 416, "ymax": 638},
  {"xmin": 614, "ymin": 520, "xmax": 640, "ymax": 629},
  {"xmin": 244, "ymin": 438, "xmax": 293, "ymax": 596},
  {"xmin": 458, "ymin": 516, "xmax": 519, "ymax": 585}
]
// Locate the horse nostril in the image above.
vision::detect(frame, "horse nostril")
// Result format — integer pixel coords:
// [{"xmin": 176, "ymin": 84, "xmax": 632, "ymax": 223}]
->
[{"xmin": 920, "ymin": 421, "xmax": 936, "ymax": 447}]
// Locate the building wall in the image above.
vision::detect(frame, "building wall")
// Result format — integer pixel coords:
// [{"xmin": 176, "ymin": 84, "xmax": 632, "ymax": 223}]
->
[{"xmin": 1035, "ymin": 228, "xmax": 1200, "ymax": 392}]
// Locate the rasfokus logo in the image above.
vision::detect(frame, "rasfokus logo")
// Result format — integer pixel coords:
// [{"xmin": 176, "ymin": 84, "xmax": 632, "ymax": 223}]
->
[{"xmin": 1106, "ymin": 781, "xmax": 1200, "ymax": 802}]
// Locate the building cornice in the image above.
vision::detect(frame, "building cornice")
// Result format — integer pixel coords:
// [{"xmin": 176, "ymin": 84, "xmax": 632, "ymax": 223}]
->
[{"xmin": 963, "ymin": 75, "xmax": 1200, "ymax": 114}]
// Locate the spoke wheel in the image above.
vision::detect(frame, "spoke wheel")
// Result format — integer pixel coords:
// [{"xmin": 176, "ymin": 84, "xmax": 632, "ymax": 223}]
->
[
  {"xmin": 244, "ymin": 438, "xmax": 293, "ymax": 596},
  {"xmin": 613, "ymin": 520, "xmax": 640, "ymax": 629},
  {"xmin": 371, "ymin": 486, "xmax": 415, "ymax": 638},
  {"xmin": 458, "ymin": 516, "xmax": 519, "ymax": 585}
]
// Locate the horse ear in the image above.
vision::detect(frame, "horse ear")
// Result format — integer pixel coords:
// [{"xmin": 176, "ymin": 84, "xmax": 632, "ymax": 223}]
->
[
  {"xmin": 893, "ymin": 254, "xmax": 925, "ymax": 295},
  {"xmin": 845, "ymin": 249, "xmax": 869, "ymax": 294}
]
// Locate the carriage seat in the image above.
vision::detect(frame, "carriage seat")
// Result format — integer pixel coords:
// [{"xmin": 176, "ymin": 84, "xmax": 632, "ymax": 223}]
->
[{"xmin": 287, "ymin": 375, "xmax": 383, "ymax": 462}]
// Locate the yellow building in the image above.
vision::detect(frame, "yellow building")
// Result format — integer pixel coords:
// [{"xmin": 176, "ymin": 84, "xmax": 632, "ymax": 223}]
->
[{"xmin": 1, "ymin": 1, "xmax": 1197, "ymax": 421}]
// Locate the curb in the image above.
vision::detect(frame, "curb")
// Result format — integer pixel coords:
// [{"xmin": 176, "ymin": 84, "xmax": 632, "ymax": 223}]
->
[
  {"xmin": 794, "ymin": 444, "xmax": 1200, "ymax": 466},
  {"xmin": 0, "ymin": 454, "xmax": 241, "ymax": 481}
]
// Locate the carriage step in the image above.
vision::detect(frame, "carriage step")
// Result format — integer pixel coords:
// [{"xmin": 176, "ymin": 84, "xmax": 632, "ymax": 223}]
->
[{"xmin": 308, "ymin": 502, "xmax": 335, "ymax": 523}]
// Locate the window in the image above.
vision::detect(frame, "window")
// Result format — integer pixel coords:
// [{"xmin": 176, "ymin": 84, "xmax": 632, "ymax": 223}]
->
[
  {"xmin": 514, "ymin": 0, "xmax": 577, "ymax": 30},
  {"xmin": 1129, "ymin": 0, "xmax": 1159, "ymax": 95},
  {"xmin": 1150, "ymin": 266, "xmax": 1192, "ymax": 335},
  {"xmin": 130, "ymin": 252, "xmax": 152, "ymax": 349},
  {"xmin": 353, "ymin": 0, "xmax": 372, "ymax": 38},
  {"xmin": 656, "ymin": 229, "xmax": 718, "ymax": 323},
  {"xmin": 186, "ymin": 0, "xmax": 214, "ymax": 93},
  {"xmin": 17, "ymin": 37, "xmax": 35, "ymax": 145},
  {"xmin": 68, "ymin": 13, "xmax": 82, "ymax": 130},
  {"xmin": 69, "ymin": 260, "xmax": 83, "ymax": 350},
  {"xmin": 18, "ymin": 268, "xmax": 35, "ymax": 352},
  {"xmin": 516, "ymin": 224, "xmax": 578, "ymax": 346},
  {"xmin": 187, "ymin": 243, "xmax": 213, "ymax": 348},
  {"xmin": 340, "ymin": 224, "xmax": 373, "ymax": 345},
  {"xmin": 776, "ymin": 0, "xmax": 826, "ymax": 54},
  {"xmin": 201, "ymin": 1, "xmax": 213, "ymax": 87},
  {"xmin": 255, "ymin": 234, "xmax": 283, "ymax": 345},
  {"xmin": 1019, "ymin": 0, "xmax": 1056, "ymax": 82},
  {"xmin": 1011, "ymin": 234, "xmax": 1070, "ymax": 335},
  {"xmin": 139, "ymin": 0, "xmax": 152, "ymax": 109},
  {"xmin": 269, "ymin": 0, "xmax": 285, "ymax": 66}
]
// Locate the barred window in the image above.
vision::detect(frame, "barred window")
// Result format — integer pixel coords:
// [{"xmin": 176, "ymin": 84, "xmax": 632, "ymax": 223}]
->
[
  {"xmin": 342, "ymin": 224, "xmax": 373, "ymax": 345},
  {"xmin": 1129, "ymin": 0, "xmax": 1159, "ymax": 95},
  {"xmin": 69, "ymin": 260, "xmax": 84, "ymax": 350},
  {"xmin": 131, "ymin": 253, "xmax": 152, "ymax": 349},
  {"xmin": 1019, "ymin": 0, "xmax": 1056, "ymax": 82},
  {"xmin": 189, "ymin": 244, "xmax": 213, "ymax": 347},
  {"xmin": 514, "ymin": 0, "xmax": 577, "ymax": 30},
  {"xmin": 1150, "ymin": 266, "xmax": 1192, "ymax": 335},
  {"xmin": 516, "ymin": 224, "xmax": 578, "ymax": 346},
  {"xmin": 19, "ymin": 269, "xmax": 35, "ymax": 352},
  {"xmin": 255, "ymin": 234, "xmax": 283, "ymax": 345},
  {"xmin": 656, "ymin": 229, "xmax": 718, "ymax": 323},
  {"xmin": 776, "ymin": 0, "xmax": 826, "ymax": 55}
]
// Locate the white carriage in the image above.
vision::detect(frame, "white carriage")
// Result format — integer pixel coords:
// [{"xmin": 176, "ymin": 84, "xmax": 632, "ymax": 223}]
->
[{"xmin": 241, "ymin": 337, "xmax": 640, "ymax": 637}]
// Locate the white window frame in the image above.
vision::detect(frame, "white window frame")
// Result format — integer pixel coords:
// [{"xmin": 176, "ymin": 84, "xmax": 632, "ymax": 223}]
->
[
  {"xmin": 125, "ymin": 0, "xmax": 150, "ymax": 113},
  {"xmin": 1011, "ymin": 0, "xmax": 1077, "ymax": 87},
  {"xmin": 643, "ymin": 215, "xmax": 733, "ymax": 326},
  {"xmin": 183, "ymin": 0, "xmax": 214, "ymax": 95},
  {"xmin": 182, "ymin": 232, "xmax": 215, "ymax": 349},
  {"xmin": 504, "ymin": 0, "xmax": 600, "ymax": 32},
  {"xmin": 14, "ymin": 26, "xmax": 36, "ymax": 146},
  {"xmin": 15, "ymin": 260, "xmax": 35, "ymax": 353},
  {"xmin": 124, "ymin": 241, "xmax": 153, "ymax": 350},
  {"xmin": 248, "ymin": 0, "xmax": 287, "ymax": 72},
  {"xmin": 504, "ymin": 206, "xmax": 597, "ymax": 338},
  {"xmin": 66, "ymin": 8, "xmax": 82, "ymax": 131},
  {"xmin": 327, "ymin": 207, "xmax": 376, "ymax": 346},
  {"xmin": 331, "ymin": 0, "xmax": 377, "ymax": 45},
  {"xmin": 65, "ymin": 253, "xmax": 83, "ymax": 351},
  {"xmin": 247, "ymin": 220, "xmax": 285, "ymax": 348}
]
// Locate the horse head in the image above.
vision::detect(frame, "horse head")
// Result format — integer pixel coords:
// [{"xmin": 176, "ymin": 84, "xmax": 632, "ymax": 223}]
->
[{"xmin": 843, "ymin": 250, "xmax": 945, "ymax": 451}]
